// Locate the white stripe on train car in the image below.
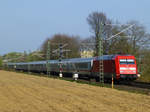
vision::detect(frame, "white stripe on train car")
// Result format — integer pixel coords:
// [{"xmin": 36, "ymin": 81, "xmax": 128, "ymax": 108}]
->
[
  {"xmin": 129, "ymin": 67, "xmax": 136, "ymax": 70},
  {"xmin": 120, "ymin": 67, "xmax": 136, "ymax": 70},
  {"xmin": 120, "ymin": 67, "xmax": 127, "ymax": 70}
]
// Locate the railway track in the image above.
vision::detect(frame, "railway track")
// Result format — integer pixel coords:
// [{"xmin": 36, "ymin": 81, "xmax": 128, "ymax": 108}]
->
[
  {"xmin": 61, "ymin": 76, "xmax": 150, "ymax": 95},
  {"xmin": 73, "ymin": 77, "xmax": 150, "ymax": 95},
  {"xmin": 127, "ymin": 81, "xmax": 150, "ymax": 89},
  {"xmin": 79, "ymin": 77, "xmax": 150, "ymax": 90}
]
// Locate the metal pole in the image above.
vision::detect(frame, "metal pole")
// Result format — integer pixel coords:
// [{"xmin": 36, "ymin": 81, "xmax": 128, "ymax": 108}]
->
[
  {"xmin": 26, "ymin": 52, "xmax": 30, "ymax": 74},
  {"xmin": 28, "ymin": 62, "xmax": 30, "ymax": 74},
  {"xmin": 98, "ymin": 22, "xmax": 104, "ymax": 86},
  {"xmin": 47, "ymin": 40, "xmax": 50, "ymax": 76},
  {"xmin": 59, "ymin": 44, "xmax": 63, "ymax": 77}
]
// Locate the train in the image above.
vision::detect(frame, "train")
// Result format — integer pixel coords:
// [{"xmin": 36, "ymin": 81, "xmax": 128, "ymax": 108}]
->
[{"xmin": 7, "ymin": 55, "xmax": 140, "ymax": 82}]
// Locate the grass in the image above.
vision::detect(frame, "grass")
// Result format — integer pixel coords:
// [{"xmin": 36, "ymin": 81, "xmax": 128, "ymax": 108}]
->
[{"xmin": 0, "ymin": 70, "xmax": 150, "ymax": 112}]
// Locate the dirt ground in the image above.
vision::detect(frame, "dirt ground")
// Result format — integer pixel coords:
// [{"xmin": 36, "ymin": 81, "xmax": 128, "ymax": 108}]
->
[{"xmin": 0, "ymin": 70, "xmax": 150, "ymax": 112}]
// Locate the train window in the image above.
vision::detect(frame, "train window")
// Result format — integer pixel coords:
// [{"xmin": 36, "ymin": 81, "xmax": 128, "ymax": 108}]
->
[
  {"xmin": 127, "ymin": 59, "xmax": 135, "ymax": 64},
  {"xmin": 78, "ymin": 62, "xmax": 89, "ymax": 69},
  {"xmin": 119, "ymin": 59, "xmax": 135, "ymax": 64},
  {"xmin": 120, "ymin": 59, "xmax": 127, "ymax": 64}
]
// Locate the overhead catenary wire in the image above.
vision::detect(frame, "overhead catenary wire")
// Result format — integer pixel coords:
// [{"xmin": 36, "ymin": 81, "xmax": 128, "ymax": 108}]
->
[{"xmin": 106, "ymin": 24, "xmax": 135, "ymax": 40}]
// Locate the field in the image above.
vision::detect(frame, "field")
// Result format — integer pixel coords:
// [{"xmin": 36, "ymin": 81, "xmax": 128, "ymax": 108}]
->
[{"xmin": 0, "ymin": 70, "xmax": 150, "ymax": 112}]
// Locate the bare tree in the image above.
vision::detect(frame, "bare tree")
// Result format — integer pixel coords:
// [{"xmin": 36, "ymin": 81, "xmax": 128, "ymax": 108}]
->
[
  {"xmin": 87, "ymin": 12, "xmax": 112, "ymax": 56},
  {"xmin": 124, "ymin": 21, "xmax": 150, "ymax": 55}
]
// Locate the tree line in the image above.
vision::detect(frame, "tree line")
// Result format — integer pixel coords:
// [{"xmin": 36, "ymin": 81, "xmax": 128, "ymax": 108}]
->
[{"xmin": 1, "ymin": 11, "xmax": 150, "ymax": 81}]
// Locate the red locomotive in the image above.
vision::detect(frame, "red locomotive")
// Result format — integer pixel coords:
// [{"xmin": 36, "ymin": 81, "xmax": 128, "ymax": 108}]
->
[{"xmin": 91, "ymin": 55, "xmax": 139, "ymax": 81}]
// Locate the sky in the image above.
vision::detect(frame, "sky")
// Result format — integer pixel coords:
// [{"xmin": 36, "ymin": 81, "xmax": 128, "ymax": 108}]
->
[{"xmin": 0, "ymin": 0, "xmax": 150, "ymax": 55}]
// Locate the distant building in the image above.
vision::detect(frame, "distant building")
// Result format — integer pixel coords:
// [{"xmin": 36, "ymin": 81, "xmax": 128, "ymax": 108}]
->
[{"xmin": 80, "ymin": 50, "xmax": 94, "ymax": 58}]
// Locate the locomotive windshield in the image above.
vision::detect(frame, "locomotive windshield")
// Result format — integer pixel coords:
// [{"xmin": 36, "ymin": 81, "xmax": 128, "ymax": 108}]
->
[{"xmin": 120, "ymin": 59, "xmax": 135, "ymax": 64}]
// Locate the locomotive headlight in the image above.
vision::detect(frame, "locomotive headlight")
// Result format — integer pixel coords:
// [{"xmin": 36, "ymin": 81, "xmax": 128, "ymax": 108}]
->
[{"xmin": 137, "ymin": 74, "xmax": 141, "ymax": 77}]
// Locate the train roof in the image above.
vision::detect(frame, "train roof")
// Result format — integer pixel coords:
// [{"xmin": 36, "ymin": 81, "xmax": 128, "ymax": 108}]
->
[
  {"xmin": 7, "ymin": 54, "xmax": 134, "ymax": 65},
  {"xmin": 97, "ymin": 54, "xmax": 134, "ymax": 60},
  {"xmin": 97, "ymin": 55, "xmax": 116, "ymax": 60},
  {"xmin": 7, "ymin": 61, "xmax": 47, "ymax": 65}
]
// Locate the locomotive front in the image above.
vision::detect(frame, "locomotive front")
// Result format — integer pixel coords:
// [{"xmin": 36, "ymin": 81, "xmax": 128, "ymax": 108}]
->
[{"xmin": 115, "ymin": 55, "xmax": 139, "ymax": 80}]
